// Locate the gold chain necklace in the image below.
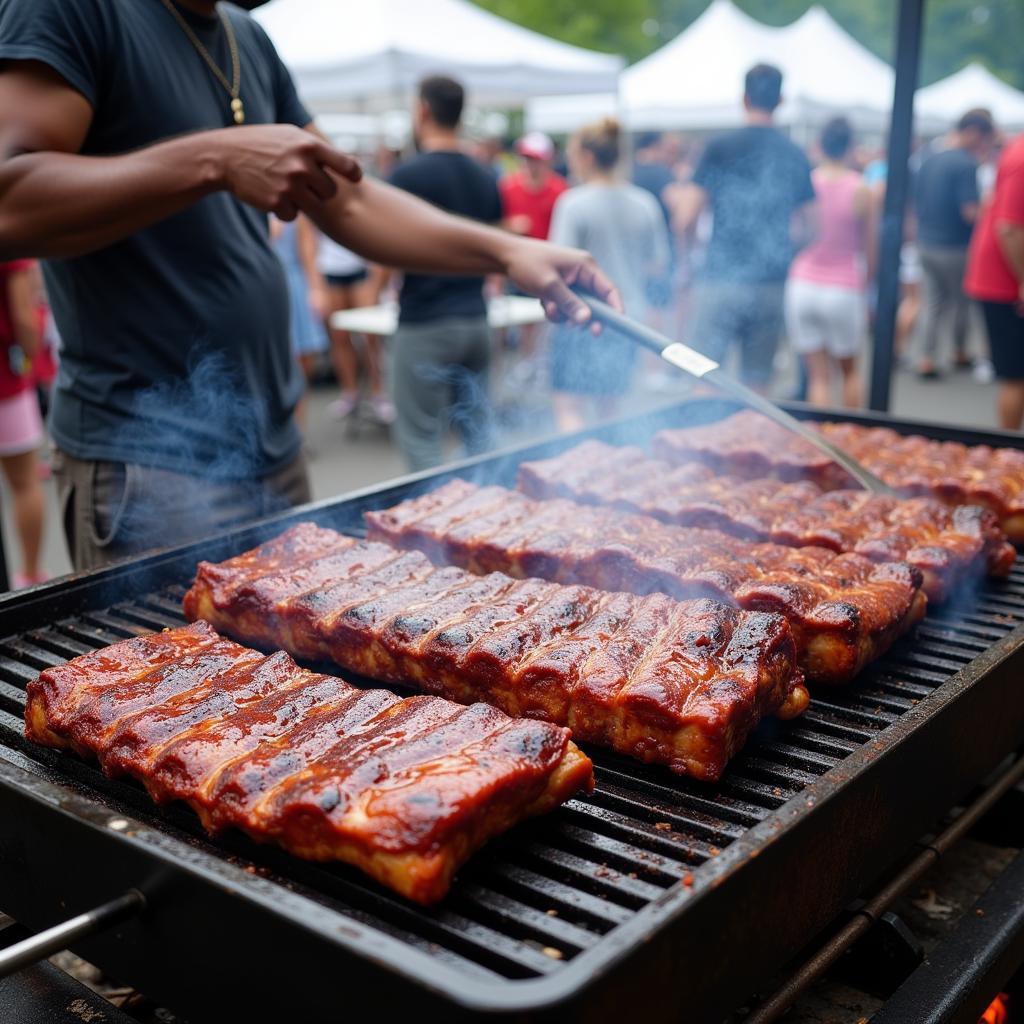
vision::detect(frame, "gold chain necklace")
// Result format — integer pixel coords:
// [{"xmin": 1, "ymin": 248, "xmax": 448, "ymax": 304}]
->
[{"xmin": 158, "ymin": 0, "xmax": 246, "ymax": 124}]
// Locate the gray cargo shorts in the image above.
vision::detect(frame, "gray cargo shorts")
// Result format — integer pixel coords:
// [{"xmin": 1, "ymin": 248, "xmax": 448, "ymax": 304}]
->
[{"xmin": 53, "ymin": 449, "xmax": 311, "ymax": 572}]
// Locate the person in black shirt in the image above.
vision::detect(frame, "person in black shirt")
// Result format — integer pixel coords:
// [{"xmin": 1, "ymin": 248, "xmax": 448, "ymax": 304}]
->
[
  {"xmin": 0, "ymin": 0, "xmax": 619, "ymax": 570},
  {"xmin": 913, "ymin": 108, "xmax": 995, "ymax": 378},
  {"xmin": 387, "ymin": 76, "xmax": 503, "ymax": 472},
  {"xmin": 673, "ymin": 64, "xmax": 815, "ymax": 389}
]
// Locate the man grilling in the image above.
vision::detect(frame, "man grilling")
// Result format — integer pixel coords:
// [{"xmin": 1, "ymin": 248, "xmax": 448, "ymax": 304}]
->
[{"xmin": 0, "ymin": 0, "xmax": 619, "ymax": 570}]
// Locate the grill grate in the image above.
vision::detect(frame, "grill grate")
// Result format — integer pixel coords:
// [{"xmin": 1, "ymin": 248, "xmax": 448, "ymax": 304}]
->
[{"xmin": 2, "ymin": 556, "xmax": 1024, "ymax": 987}]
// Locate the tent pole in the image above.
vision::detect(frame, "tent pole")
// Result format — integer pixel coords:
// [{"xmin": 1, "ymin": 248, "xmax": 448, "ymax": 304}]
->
[{"xmin": 869, "ymin": 0, "xmax": 925, "ymax": 411}]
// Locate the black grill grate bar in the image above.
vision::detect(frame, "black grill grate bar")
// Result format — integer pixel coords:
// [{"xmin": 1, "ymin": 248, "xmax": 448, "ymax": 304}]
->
[
  {"xmin": 806, "ymin": 698, "xmax": 898, "ymax": 728},
  {"xmin": 884, "ymin": 649, "xmax": 979, "ymax": 675},
  {"xmin": 0, "ymin": 639, "xmax": 66, "ymax": 673},
  {"xmin": 832, "ymin": 688, "xmax": 916, "ymax": 715},
  {"xmin": 0, "ymin": 691, "xmax": 23, "ymax": 721},
  {"xmin": 753, "ymin": 740, "xmax": 842, "ymax": 774},
  {"xmin": 908, "ymin": 624, "xmax": 995, "ymax": 653},
  {"xmin": 558, "ymin": 806, "xmax": 704, "ymax": 871},
  {"xmin": 782, "ymin": 726, "xmax": 860, "ymax": 758},
  {"xmin": 793, "ymin": 709, "xmax": 877, "ymax": 744},
  {"xmin": 514, "ymin": 841, "xmax": 666, "ymax": 908},
  {"xmin": 860, "ymin": 675, "xmax": 934, "ymax": 700},
  {"xmin": 587, "ymin": 783, "xmax": 746, "ymax": 847},
  {"xmin": 591, "ymin": 762, "xmax": 772, "ymax": 827},
  {"xmin": 110, "ymin": 603, "xmax": 186, "ymax": 632},
  {"xmin": 473, "ymin": 862, "xmax": 632, "ymax": 930},
  {"xmin": 727, "ymin": 757, "xmax": 818, "ymax": 789},
  {"xmin": 925, "ymin": 613, "xmax": 1011, "ymax": 638},
  {"xmin": 552, "ymin": 819, "xmax": 689, "ymax": 882},
  {"xmin": 970, "ymin": 598, "xmax": 1024, "ymax": 618},
  {"xmin": 448, "ymin": 882, "xmax": 602, "ymax": 955}
]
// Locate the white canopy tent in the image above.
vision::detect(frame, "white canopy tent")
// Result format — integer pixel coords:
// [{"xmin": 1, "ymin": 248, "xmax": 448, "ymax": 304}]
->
[
  {"xmin": 526, "ymin": 0, "xmax": 895, "ymax": 135},
  {"xmin": 916, "ymin": 62, "xmax": 1024, "ymax": 132},
  {"xmin": 254, "ymin": 0, "xmax": 623, "ymax": 114}
]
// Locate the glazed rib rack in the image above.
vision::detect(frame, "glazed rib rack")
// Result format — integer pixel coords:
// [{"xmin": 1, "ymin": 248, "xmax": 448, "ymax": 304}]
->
[
  {"xmin": 654, "ymin": 409, "xmax": 1024, "ymax": 541},
  {"xmin": 2, "ymin": 400, "xmax": 1024, "ymax": 1024},
  {"xmin": 519, "ymin": 439, "xmax": 1015, "ymax": 603},
  {"xmin": 365, "ymin": 478, "xmax": 926, "ymax": 685},
  {"xmin": 25, "ymin": 621, "xmax": 593, "ymax": 905},
  {"xmin": 182, "ymin": 525, "xmax": 808, "ymax": 780}
]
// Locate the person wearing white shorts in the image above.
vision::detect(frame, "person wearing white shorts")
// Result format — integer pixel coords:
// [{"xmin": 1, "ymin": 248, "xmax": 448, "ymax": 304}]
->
[
  {"xmin": 785, "ymin": 117, "xmax": 872, "ymax": 408},
  {"xmin": 786, "ymin": 280, "xmax": 866, "ymax": 359}
]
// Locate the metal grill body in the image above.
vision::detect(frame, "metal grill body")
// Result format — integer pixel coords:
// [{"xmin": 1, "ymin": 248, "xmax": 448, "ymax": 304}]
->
[{"xmin": 1, "ymin": 400, "xmax": 1024, "ymax": 1023}]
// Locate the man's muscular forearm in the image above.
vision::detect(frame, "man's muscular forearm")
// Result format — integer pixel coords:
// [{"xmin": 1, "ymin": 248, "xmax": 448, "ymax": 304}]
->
[
  {"xmin": 311, "ymin": 177, "xmax": 512, "ymax": 276},
  {"xmin": 0, "ymin": 133, "xmax": 223, "ymax": 260},
  {"xmin": 309, "ymin": 175, "xmax": 618, "ymax": 321}
]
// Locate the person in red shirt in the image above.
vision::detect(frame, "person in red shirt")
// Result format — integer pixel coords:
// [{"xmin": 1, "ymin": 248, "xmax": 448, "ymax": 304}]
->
[
  {"xmin": 966, "ymin": 134, "xmax": 1024, "ymax": 429},
  {"xmin": 499, "ymin": 133, "xmax": 568, "ymax": 371},
  {"xmin": 500, "ymin": 132, "xmax": 568, "ymax": 241},
  {"xmin": 0, "ymin": 260, "xmax": 46, "ymax": 587}
]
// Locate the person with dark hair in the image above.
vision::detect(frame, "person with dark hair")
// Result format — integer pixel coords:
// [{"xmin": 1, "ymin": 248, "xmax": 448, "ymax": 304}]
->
[
  {"xmin": 385, "ymin": 76, "xmax": 502, "ymax": 470},
  {"xmin": 965, "ymin": 132, "xmax": 1024, "ymax": 429},
  {"xmin": 548, "ymin": 118, "xmax": 670, "ymax": 430},
  {"xmin": 913, "ymin": 107, "xmax": 996, "ymax": 377},
  {"xmin": 744, "ymin": 63, "xmax": 783, "ymax": 113},
  {"xmin": 0, "ymin": 3, "xmax": 618, "ymax": 570},
  {"xmin": 672, "ymin": 63, "xmax": 815, "ymax": 390},
  {"xmin": 785, "ymin": 117, "xmax": 874, "ymax": 408}
]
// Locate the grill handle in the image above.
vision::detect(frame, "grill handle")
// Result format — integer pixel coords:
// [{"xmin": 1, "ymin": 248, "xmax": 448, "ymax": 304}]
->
[
  {"xmin": 573, "ymin": 291, "xmax": 896, "ymax": 496},
  {"xmin": 0, "ymin": 889, "xmax": 145, "ymax": 979}
]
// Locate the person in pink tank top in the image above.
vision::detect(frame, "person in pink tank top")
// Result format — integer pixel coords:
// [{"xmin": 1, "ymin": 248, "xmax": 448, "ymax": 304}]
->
[{"xmin": 785, "ymin": 118, "xmax": 875, "ymax": 407}]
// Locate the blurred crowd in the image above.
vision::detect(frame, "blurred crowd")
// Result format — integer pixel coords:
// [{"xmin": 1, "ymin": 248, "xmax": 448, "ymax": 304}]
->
[
  {"xmin": 264, "ymin": 63, "xmax": 1024, "ymax": 468},
  {"xmin": 3, "ymin": 60, "xmax": 1024, "ymax": 587}
]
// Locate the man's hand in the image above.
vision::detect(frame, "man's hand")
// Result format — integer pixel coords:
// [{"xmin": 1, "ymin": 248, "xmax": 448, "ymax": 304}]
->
[
  {"xmin": 213, "ymin": 125, "xmax": 362, "ymax": 221},
  {"xmin": 499, "ymin": 236, "xmax": 623, "ymax": 328}
]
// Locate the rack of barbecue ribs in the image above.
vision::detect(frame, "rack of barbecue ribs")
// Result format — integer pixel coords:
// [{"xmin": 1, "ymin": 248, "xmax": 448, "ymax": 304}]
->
[
  {"xmin": 183, "ymin": 526, "xmax": 809, "ymax": 781},
  {"xmin": 652, "ymin": 410, "xmax": 1024, "ymax": 542},
  {"xmin": 364, "ymin": 480, "xmax": 926, "ymax": 686},
  {"xmin": 518, "ymin": 441, "xmax": 1015, "ymax": 604},
  {"xmin": 24, "ymin": 621, "xmax": 594, "ymax": 904}
]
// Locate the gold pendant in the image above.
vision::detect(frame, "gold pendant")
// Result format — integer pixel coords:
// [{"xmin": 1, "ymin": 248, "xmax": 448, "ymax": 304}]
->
[{"xmin": 231, "ymin": 97, "xmax": 245, "ymax": 124}]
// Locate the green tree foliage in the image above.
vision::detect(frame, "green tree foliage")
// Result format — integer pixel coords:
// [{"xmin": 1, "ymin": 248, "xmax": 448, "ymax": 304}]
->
[{"xmin": 472, "ymin": 0, "xmax": 1024, "ymax": 89}]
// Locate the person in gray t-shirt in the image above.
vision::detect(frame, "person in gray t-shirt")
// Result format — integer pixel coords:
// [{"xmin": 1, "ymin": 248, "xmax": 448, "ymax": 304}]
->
[{"xmin": 549, "ymin": 118, "xmax": 670, "ymax": 431}]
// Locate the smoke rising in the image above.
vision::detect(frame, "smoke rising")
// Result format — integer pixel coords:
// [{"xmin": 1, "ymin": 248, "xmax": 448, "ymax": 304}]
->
[{"xmin": 100, "ymin": 349, "xmax": 296, "ymax": 551}]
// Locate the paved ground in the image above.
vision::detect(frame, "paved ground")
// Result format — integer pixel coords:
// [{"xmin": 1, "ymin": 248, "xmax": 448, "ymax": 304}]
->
[{"xmin": 3, "ymin": 340, "xmax": 1009, "ymax": 588}]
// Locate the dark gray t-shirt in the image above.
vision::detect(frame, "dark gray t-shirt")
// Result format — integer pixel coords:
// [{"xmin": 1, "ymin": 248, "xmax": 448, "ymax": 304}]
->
[
  {"xmin": 0, "ymin": 0, "xmax": 311, "ymax": 478},
  {"xmin": 914, "ymin": 147, "xmax": 979, "ymax": 249},
  {"xmin": 692, "ymin": 125, "xmax": 815, "ymax": 284}
]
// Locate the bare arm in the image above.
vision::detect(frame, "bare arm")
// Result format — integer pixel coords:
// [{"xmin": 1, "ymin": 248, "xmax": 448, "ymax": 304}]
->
[
  {"xmin": 791, "ymin": 200, "xmax": 818, "ymax": 252},
  {"xmin": 670, "ymin": 182, "xmax": 707, "ymax": 237},
  {"xmin": 855, "ymin": 182, "xmax": 879, "ymax": 285},
  {"xmin": 997, "ymin": 221, "xmax": 1024, "ymax": 301},
  {"xmin": 0, "ymin": 62, "xmax": 361, "ymax": 261},
  {"xmin": 5, "ymin": 266, "xmax": 41, "ymax": 357},
  {"xmin": 294, "ymin": 214, "xmax": 330, "ymax": 319}
]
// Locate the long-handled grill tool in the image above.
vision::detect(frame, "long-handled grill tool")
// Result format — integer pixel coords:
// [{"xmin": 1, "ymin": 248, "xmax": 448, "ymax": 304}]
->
[{"xmin": 575, "ymin": 292, "xmax": 895, "ymax": 495}]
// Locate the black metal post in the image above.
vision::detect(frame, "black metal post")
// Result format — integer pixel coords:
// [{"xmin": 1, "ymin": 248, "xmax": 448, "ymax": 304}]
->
[{"xmin": 869, "ymin": 0, "xmax": 926, "ymax": 411}]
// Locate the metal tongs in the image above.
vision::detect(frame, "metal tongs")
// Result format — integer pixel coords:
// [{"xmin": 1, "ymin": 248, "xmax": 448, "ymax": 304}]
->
[{"xmin": 575, "ymin": 293, "xmax": 896, "ymax": 496}]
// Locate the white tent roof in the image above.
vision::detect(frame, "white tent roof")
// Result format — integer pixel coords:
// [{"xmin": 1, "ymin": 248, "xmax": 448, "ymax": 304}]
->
[
  {"xmin": 254, "ymin": 0, "xmax": 623, "ymax": 113},
  {"xmin": 916, "ymin": 62, "xmax": 1024, "ymax": 132},
  {"xmin": 527, "ymin": 0, "xmax": 894, "ymax": 134}
]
